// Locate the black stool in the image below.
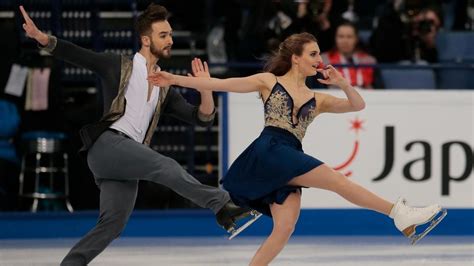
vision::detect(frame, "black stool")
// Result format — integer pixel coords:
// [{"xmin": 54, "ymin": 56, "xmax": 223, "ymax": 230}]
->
[{"xmin": 18, "ymin": 131, "xmax": 73, "ymax": 212}]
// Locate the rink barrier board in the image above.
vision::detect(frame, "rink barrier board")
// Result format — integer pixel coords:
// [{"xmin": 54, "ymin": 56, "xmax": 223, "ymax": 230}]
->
[{"xmin": 0, "ymin": 208, "xmax": 471, "ymax": 239}]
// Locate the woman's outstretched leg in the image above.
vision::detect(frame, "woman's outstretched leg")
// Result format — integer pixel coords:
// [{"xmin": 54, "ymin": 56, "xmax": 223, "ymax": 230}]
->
[
  {"xmin": 288, "ymin": 164, "xmax": 444, "ymax": 242},
  {"xmin": 288, "ymin": 164, "xmax": 393, "ymax": 215},
  {"xmin": 249, "ymin": 192, "xmax": 301, "ymax": 266}
]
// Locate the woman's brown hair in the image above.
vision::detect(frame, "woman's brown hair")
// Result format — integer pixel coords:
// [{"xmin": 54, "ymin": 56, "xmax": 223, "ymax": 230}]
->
[{"xmin": 263, "ymin": 32, "xmax": 317, "ymax": 76}]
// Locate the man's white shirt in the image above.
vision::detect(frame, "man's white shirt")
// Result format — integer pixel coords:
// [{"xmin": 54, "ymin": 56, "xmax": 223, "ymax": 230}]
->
[{"xmin": 110, "ymin": 53, "xmax": 160, "ymax": 143}]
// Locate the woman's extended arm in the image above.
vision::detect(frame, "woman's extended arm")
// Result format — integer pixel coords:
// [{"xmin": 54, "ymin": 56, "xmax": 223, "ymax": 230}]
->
[{"xmin": 148, "ymin": 71, "xmax": 275, "ymax": 93}]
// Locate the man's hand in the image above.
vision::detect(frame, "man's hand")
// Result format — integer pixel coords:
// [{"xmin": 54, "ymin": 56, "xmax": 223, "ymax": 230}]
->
[
  {"xmin": 188, "ymin": 58, "xmax": 210, "ymax": 78},
  {"xmin": 19, "ymin": 5, "xmax": 49, "ymax": 46}
]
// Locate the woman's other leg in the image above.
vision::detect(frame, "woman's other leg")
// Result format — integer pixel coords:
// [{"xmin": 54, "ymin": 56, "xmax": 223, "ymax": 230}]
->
[{"xmin": 249, "ymin": 191, "xmax": 301, "ymax": 266}]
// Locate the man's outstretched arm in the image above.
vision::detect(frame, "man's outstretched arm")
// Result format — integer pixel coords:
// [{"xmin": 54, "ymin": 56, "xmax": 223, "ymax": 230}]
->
[{"xmin": 19, "ymin": 5, "xmax": 119, "ymax": 77}]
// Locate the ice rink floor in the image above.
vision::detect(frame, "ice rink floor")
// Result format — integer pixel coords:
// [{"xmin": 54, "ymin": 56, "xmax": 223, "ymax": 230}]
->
[{"xmin": 0, "ymin": 236, "xmax": 472, "ymax": 266}]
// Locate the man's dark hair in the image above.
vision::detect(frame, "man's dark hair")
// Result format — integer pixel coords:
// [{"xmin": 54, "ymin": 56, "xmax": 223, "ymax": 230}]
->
[{"xmin": 135, "ymin": 3, "xmax": 169, "ymax": 37}]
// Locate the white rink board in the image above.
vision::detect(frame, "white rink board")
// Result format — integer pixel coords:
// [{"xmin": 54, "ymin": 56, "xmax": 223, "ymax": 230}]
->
[{"xmin": 227, "ymin": 90, "xmax": 474, "ymax": 208}]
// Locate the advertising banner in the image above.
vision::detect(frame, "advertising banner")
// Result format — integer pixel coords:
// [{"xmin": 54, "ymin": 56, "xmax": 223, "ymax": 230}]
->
[{"xmin": 227, "ymin": 90, "xmax": 473, "ymax": 208}]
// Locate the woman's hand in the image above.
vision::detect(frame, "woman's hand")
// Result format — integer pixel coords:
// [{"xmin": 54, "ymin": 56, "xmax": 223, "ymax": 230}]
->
[
  {"xmin": 317, "ymin": 65, "xmax": 349, "ymax": 88},
  {"xmin": 148, "ymin": 70, "xmax": 176, "ymax": 87},
  {"xmin": 189, "ymin": 58, "xmax": 214, "ymax": 114},
  {"xmin": 189, "ymin": 58, "xmax": 210, "ymax": 78}
]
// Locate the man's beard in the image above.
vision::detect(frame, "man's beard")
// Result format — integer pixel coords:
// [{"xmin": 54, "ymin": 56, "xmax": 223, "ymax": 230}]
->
[{"xmin": 150, "ymin": 41, "xmax": 171, "ymax": 59}]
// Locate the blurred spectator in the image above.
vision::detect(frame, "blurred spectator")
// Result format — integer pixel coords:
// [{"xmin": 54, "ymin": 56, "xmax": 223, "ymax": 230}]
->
[
  {"xmin": 322, "ymin": 22, "xmax": 376, "ymax": 89},
  {"xmin": 294, "ymin": 0, "xmax": 335, "ymax": 52},
  {"xmin": 294, "ymin": 0, "xmax": 380, "ymax": 52},
  {"xmin": 328, "ymin": 0, "xmax": 359, "ymax": 25},
  {"xmin": 453, "ymin": 0, "xmax": 474, "ymax": 30},
  {"xmin": 213, "ymin": 0, "xmax": 380, "ymax": 62},
  {"xmin": 412, "ymin": 7, "xmax": 442, "ymax": 62},
  {"xmin": 370, "ymin": 0, "xmax": 442, "ymax": 63},
  {"xmin": 217, "ymin": 0, "xmax": 300, "ymax": 62},
  {"xmin": 210, "ymin": 0, "xmax": 243, "ymax": 62},
  {"xmin": 264, "ymin": 0, "xmax": 300, "ymax": 52}
]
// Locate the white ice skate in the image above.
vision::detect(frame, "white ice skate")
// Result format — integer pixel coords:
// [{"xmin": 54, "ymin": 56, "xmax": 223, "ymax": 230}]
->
[
  {"xmin": 228, "ymin": 210, "xmax": 263, "ymax": 240},
  {"xmin": 389, "ymin": 197, "xmax": 447, "ymax": 245}
]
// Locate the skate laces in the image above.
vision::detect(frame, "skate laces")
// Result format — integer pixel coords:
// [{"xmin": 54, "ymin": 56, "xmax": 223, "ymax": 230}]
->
[
  {"xmin": 390, "ymin": 197, "xmax": 418, "ymax": 218},
  {"xmin": 402, "ymin": 199, "xmax": 435, "ymax": 215},
  {"xmin": 401, "ymin": 199, "xmax": 417, "ymax": 213},
  {"xmin": 402, "ymin": 199, "xmax": 423, "ymax": 214}
]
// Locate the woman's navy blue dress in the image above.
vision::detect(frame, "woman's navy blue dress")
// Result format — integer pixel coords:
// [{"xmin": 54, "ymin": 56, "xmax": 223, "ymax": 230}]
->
[{"xmin": 222, "ymin": 81, "xmax": 324, "ymax": 216}]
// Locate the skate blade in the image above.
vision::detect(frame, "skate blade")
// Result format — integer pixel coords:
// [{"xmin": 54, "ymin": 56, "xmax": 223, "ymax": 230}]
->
[
  {"xmin": 228, "ymin": 211, "xmax": 263, "ymax": 240},
  {"xmin": 410, "ymin": 209, "xmax": 447, "ymax": 245}
]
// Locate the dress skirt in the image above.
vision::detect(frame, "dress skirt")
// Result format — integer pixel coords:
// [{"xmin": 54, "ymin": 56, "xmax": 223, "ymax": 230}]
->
[{"xmin": 222, "ymin": 126, "xmax": 323, "ymax": 216}]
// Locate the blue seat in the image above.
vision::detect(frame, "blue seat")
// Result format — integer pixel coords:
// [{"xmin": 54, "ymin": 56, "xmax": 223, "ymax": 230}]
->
[
  {"xmin": 21, "ymin": 131, "xmax": 66, "ymax": 141},
  {"xmin": 0, "ymin": 99, "xmax": 20, "ymax": 164},
  {"xmin": 436, "ymin": 32, "xmax": 474, "ymax": 62},
  {"xmin": 381, "ymin": 69, "xmax": 436, "ymax": 89},
  {"xmin": 437, "ymin": 69, "xmax": 474, "ymax": 89}
]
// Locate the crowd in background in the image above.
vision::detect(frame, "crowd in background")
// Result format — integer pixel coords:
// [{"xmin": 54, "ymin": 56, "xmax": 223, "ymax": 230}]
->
[{"xmin": 209, "ymin": 0, "xmax": 471, "ymax": 88}]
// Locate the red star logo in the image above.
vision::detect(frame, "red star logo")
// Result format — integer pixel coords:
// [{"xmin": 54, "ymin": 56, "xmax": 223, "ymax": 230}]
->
[{"xmin": 350, "ymin": 117, "xmax": 364, "ymax": 134}]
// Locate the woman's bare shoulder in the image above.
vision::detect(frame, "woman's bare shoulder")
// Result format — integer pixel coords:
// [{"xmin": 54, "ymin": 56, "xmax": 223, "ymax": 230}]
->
[{"xmin": 251, "ymin": 72, "xmax": 278, "ymax": 91}]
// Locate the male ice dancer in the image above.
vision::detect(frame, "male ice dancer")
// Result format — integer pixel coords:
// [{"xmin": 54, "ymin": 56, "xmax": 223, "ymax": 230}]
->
[{"xmin": 20, "ymin": 4, "xmax": 257, "ymax": 265}]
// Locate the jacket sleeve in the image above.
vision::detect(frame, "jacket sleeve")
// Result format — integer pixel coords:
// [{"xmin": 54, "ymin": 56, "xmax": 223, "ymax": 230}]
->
[
  {"xmin": 39, "ymin": 35, "xmax": 118, "ymax": 78},
  {"xmin": 162, "ymin": 88, "xmax": 216, "ymax": 127}
]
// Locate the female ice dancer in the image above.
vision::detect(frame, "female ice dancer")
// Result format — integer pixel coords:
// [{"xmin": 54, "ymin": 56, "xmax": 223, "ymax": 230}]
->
[{"xmin": 148, "ymin": 32, "xmax": 446, "ymax": 266}]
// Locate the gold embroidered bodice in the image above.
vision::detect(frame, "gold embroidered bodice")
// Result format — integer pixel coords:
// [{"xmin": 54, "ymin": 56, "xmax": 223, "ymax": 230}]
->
[{"xmin": 263, "ymin": 82, "xmax": 317, "ymax": 142}]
